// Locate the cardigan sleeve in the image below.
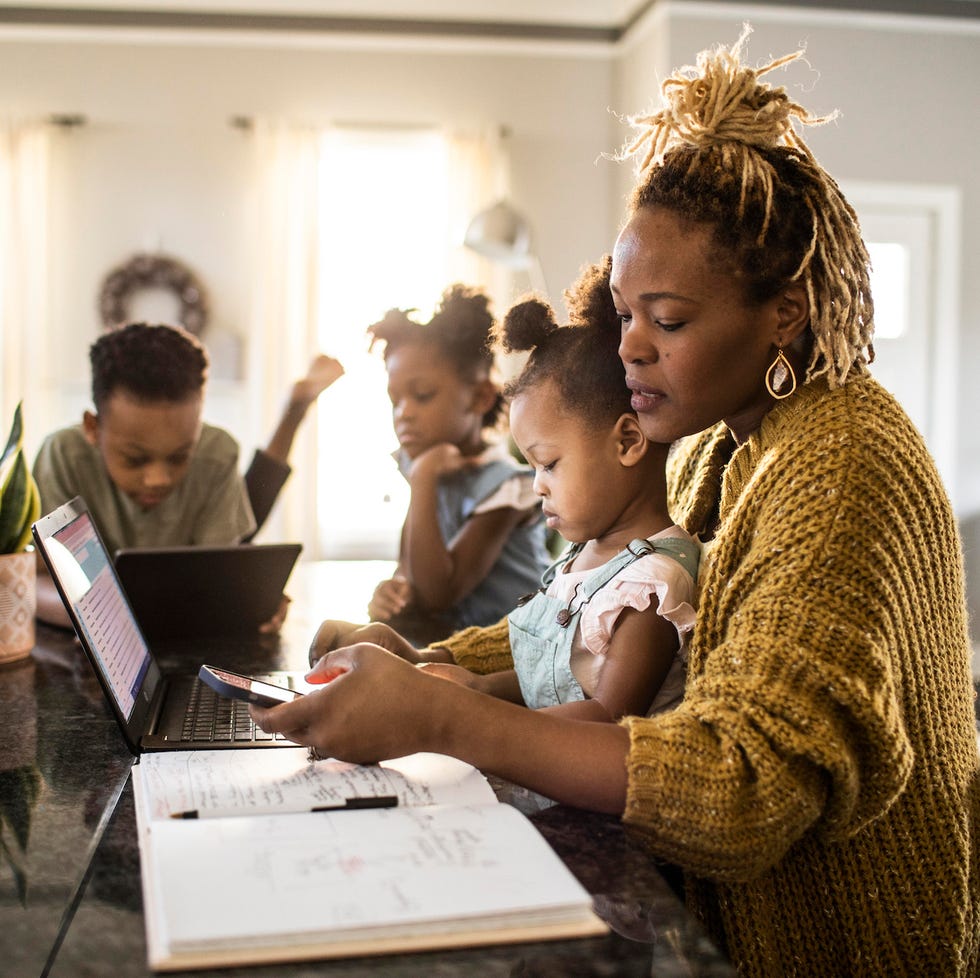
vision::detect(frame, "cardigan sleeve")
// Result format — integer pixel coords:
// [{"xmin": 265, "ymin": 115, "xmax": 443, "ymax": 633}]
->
[{"xmin": 430, "ymin": 616, "xmax": 513, "ymax": 674}]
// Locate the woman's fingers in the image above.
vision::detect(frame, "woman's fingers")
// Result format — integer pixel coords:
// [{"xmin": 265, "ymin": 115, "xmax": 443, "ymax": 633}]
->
[
  {"xmin": 308, "ymin": 619, "xmax": 361, "ymax": 664},
  {"xmin": 251, "ymin": 647, "xmax": 360, "ymax": 741},
  {"xmin": 252, "ymin": 644, "xmax": 436, "ymax": 763},
  {"xmin": 309, "ymin": 620, "xmax": 420, "ymax": 668}
]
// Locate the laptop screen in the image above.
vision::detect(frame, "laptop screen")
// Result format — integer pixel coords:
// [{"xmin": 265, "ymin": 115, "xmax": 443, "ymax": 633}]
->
[{"xmin": 43, "ymin": 508, "xmax": 151, "ymax": 720}]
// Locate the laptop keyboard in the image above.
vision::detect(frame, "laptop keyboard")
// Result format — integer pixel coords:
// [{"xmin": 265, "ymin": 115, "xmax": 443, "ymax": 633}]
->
[{"xmin": 180, "ymin": 676, "xmax": 289, "ymax": 744}]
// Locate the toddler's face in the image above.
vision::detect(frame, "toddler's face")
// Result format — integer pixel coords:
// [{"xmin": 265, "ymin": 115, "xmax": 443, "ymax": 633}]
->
[
  {"xmin": 384, "ymin": 343, "xmax": 484, "ymax": 459},
  {"xmin": 83, "ymin": 391, "xmax": 203, "ymax": 511},
  {"xmin": 510, "ymin": 382, "xmax": 618, "ymax": 544}
]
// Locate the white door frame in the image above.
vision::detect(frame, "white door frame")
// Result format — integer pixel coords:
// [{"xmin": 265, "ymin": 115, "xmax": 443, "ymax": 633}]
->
[{"xmin": 842, "ymin": 180, "xmax": 962, "ymax": 507}]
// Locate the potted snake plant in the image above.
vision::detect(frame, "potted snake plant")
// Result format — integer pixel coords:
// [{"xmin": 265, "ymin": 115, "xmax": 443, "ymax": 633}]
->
[{"xmin": 0, "ymin": 402, "xmax": 41, "ymax": 663}]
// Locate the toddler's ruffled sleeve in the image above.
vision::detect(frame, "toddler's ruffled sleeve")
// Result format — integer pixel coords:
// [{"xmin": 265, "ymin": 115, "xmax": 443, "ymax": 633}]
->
[{"xmin": 580, "ymin": 554, "xmax": 697, "ymax": 658}]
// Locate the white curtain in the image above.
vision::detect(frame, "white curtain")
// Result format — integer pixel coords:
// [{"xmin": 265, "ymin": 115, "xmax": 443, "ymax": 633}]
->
[
  {"xmin": 245, "ymin": 122, "xmax": 508, "ymax": 556},
  {"xmin": 245, "ymin": 121, "xmax": 324, "ymax": 550},
  {"xmin": 446, "ymin": 127, "xmax": 513, "ymax": 315},
  {"xmin": 0, "ymin": 121, "xmax": 50, "ymax": 445}
]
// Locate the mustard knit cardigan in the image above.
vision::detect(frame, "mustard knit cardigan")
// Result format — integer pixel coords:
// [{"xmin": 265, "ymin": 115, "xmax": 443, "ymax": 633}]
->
[{"xmin": 441, "ymin": 376, "xmax": 980, "ymax": 977}]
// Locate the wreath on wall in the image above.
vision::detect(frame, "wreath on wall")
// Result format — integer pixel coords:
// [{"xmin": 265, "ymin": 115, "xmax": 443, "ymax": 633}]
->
[{"xmin": 98, "ymin": 252, "xmax": 209, "ymax": 335}]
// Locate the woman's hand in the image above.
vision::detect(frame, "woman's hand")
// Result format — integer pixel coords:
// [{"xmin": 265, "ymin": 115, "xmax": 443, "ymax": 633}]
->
[
  {"xmin": 252, "ymin": 643, "xmax": 630, "ymax": 813},
  {"xmin": 367, "ymin": 577, "xmax": 413, "ymax": 620},
  {"xmin": 251, "ymin": 644, "xmax": 444, "ymax": 764},
  {"xmin": 308, "ymin": 619, "xmax": 421, "ymax": 667}
]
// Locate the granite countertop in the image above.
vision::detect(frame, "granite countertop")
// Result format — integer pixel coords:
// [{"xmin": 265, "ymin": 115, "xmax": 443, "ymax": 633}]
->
[{"xmin": 2, "ymin": 620, "xmax": 734, "ymax": 977}]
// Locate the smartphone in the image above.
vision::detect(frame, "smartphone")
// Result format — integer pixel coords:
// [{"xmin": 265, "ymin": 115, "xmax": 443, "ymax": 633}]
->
[{"xmin": 198, "ymin": 665, "xmax": 303, "ymax": 708}]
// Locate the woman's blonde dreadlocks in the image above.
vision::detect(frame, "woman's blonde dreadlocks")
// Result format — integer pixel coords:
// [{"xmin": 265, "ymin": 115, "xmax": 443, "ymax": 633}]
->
[{"xmin": 620, "ymin": 25, "xmax": 874, "ymax": 387}]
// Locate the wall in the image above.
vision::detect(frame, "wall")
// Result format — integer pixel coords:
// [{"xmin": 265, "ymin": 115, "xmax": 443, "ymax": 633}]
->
[
  {"xmin": 0, "ymin": 31, "xmax": 616, "ymax": 453},
  {"xmin": 615, "ymin": 3, "xmax": 980, "ymax": 517},
  {"xmin": 3, "ymin": 4, "xmax": 979, "ymax": 511}
]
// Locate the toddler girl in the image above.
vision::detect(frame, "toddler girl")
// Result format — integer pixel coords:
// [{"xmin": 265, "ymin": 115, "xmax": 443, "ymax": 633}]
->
[
  {"xmin": 424, "ymin": 258, "xmax": 700, "ymax": 721},
  {"xmin": 366, "ymin": 284, "xmax": 550, "ymax": 643}
]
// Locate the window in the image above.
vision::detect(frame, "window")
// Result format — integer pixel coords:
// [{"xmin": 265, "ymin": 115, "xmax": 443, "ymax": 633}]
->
[
  {"xmin": 314, "ymin": 129, "xmax": 451, "ymax": 558},
  {"xmin": 865, "ymin": 241, "xmax": 908, "ymax": 341}
]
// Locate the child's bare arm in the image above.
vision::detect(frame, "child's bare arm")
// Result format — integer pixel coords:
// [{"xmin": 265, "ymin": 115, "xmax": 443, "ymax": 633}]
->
[
  {"xmin": 411, "ymin": 506, "xmax": 528, "ymax": 613},
  {"xmin": 540, "ymin": 604, "xmax": 679, "ymax": 723},
  {"xmin": 419, "ymin": 663, "xmax": 525, "ymax": 703},
  {"xmin": 475, "ymin": 668, "xmax": 525, "ymax": 702},
  {"xmin": 401, "ymin": 447, "xmax": 530, "ymax": 613},
  {"xmin": 263, "ymin": 354, "xmax": 344, "ymax": 465},
  {"xmin": 398, "ymin": 446, "xmax": 455, "ymax": 603}
]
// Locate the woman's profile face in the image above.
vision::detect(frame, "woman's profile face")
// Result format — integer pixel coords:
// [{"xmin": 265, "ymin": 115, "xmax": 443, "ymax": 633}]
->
[{"xmin": 611, "ymin": 206, "xmax": 787, "ymax": 444}]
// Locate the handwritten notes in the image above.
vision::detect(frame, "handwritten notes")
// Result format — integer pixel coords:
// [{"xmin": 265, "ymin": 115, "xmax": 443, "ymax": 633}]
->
[
  {"xmin": 132, "ymin": 750, "xmax": 606, "ymax": 970},
  {"xmin": 148, "ymin": 804, "xmax": 592, "ymax": 952},
  {"xmin": 137, "ymin": 748, "xmax": 496, "ymax": 819}
]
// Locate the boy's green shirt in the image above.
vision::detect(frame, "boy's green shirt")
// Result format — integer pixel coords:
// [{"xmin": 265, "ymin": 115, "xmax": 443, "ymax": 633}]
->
[{"xmin": 33, "ymin": 423, "xmax": 255, "ymax": 555}]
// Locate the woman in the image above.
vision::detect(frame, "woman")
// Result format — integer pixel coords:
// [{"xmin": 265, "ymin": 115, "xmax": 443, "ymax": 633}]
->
[{"xmin": 253, "ymin": 30, "xmax": 979, "ymax": 977}]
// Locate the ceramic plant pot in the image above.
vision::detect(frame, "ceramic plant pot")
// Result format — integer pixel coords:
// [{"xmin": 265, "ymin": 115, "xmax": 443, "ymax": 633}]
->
[{"xmin": 0, "ymin": 551, "xmax": 36, "ymax": 664}]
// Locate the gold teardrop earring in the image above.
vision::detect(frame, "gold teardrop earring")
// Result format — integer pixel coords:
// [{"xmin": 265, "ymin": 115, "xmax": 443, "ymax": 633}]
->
[{"xmin": 765, "ymin": 348, "xmax": 797, "ymax": 400}]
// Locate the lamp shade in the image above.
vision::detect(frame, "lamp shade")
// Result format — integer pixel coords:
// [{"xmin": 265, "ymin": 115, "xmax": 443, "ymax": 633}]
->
[{"xmin": 463, "ymin": 200, "xmax": 533, "ymax": 269}]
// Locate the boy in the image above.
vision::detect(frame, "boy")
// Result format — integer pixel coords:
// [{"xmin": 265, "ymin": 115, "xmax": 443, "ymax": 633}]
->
[{"xmin": 33, "ymin": 322, "xmax": 255, "ymax": 626}]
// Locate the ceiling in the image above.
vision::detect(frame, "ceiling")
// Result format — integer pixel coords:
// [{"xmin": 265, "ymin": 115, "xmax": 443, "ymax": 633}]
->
[
  {"xmin": 1, "ymin": 0, "xmax": 978, "ymax": 41},
  {"xmin": 0, "ymin": 1, "xmax": 649, "ymax": 27}
]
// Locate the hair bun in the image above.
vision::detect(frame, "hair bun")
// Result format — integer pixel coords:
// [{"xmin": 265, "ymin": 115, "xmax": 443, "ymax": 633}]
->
[
  {"xmin": 372, "ymin": 307, "xmax": 416, "ymax": 331},
  {"xmin": 431, "ymin": 284, "xmax": 495, "ymax": 361},
  {"xmin": 434, "ymin": 284, "xmax": 491, "ymax": 324},
  {"xmin": 622, "ymin": 25, "xmax": 832, "ymax": 174},
  {"xmin": 366, "ymin": 307, "xmax": 418, "ymax": 351},
  {"xmin": 497, "ymin": 297, "xmax": 558, "ymax": 354}
]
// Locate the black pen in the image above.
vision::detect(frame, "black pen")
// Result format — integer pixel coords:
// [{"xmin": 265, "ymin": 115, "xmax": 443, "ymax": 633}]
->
[{"xmin": 169, "ymin": 795, "xmax": 399, "ymax": 819}]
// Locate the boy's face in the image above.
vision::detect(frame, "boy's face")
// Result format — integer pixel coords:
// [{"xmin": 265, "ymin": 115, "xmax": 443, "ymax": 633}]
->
[{"xmin": 83, "ymin": 391, "xmax": 204, "ymax": 511}]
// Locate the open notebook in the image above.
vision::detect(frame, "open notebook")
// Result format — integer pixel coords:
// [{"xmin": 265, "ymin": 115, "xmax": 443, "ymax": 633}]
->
[
  {"xmin": 132, "ymin": 748, "xmax": 608, "ymax": 970},
  {"xmin": 32, "ymin": 496, "xmax": 308, "ymax": 753}
]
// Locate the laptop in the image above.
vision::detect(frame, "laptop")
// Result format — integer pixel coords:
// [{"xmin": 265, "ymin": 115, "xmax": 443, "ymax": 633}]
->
[
  {"xmin": 114, "ymin": 542, "xmax": 302, "ymax": 641},
  {"xmin": 32, "ymin": 496, "xmax": 306, "ymax": 754}
]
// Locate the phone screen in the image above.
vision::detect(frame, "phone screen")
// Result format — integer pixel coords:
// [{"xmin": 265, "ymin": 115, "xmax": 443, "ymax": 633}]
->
[{"xmin": 199, "ymin": 666, "xmax": 302, "ymax": 707}]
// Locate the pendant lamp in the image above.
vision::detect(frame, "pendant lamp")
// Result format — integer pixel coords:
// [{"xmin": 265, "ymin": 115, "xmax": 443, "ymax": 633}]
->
[{"xmin": 463, "ymin": 199, "xmax": 547, "ymax": 294}]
